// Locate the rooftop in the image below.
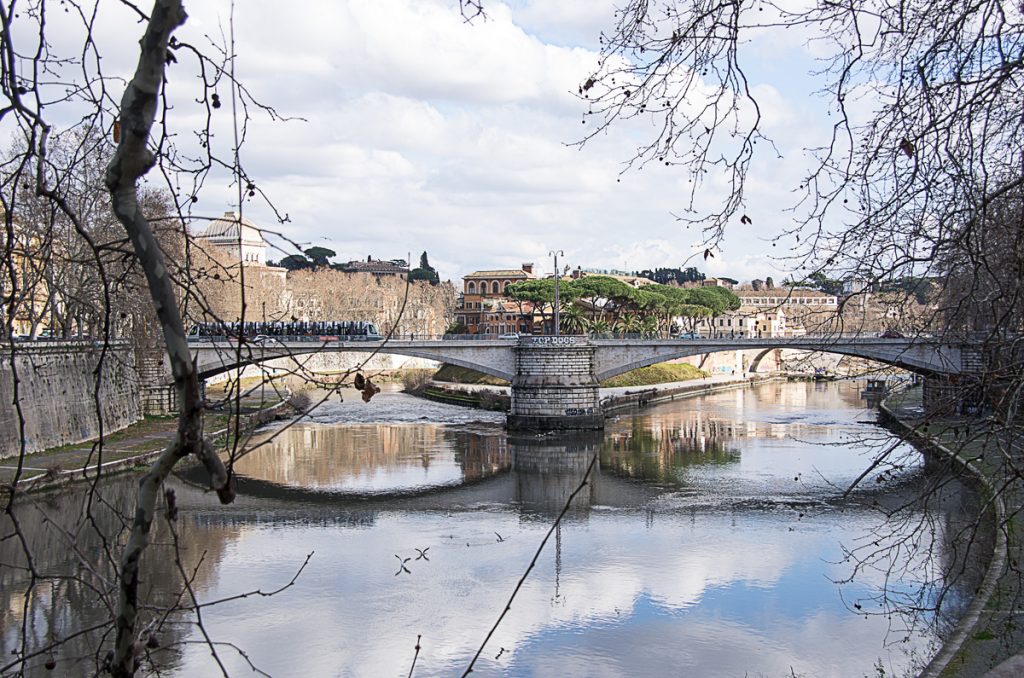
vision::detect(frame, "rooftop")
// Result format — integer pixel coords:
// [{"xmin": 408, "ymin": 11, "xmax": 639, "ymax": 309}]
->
[
  {"xmin": 340, "ymin": 259, "xmax": 408, "ymax": 274},
  {"xmin": 737, "ymin": 288, "xmax": 836, "ymax": 298},
  {"xmin": 464, "ymin": 269, "xmax": 532, "ymax": 278},
  {"xmin": 196, "ymin": 211, "xmax": 265, "ymax": 245}
]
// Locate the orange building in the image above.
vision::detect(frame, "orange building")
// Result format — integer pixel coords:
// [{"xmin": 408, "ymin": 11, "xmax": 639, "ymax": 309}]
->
[{"xmin": 457, "ymin": 264, "xmax": 535, "ymax": 335}]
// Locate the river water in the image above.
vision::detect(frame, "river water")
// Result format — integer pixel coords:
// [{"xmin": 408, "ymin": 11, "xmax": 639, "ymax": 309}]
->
[{"xmin": 0, "ymin": 381, "xmax": 986, "ymax": 677}]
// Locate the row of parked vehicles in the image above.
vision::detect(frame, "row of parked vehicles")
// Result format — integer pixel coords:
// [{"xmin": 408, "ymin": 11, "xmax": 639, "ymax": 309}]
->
[{"xmin": 186, "ymin": 320, "xmax": 384, "ymax": 342}]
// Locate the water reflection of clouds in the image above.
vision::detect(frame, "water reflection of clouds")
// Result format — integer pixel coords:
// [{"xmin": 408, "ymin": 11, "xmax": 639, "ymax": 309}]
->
[
  {"xmin": 606, "ymin": 384, "xmax": 920, "ymax": 496},
  {"xmin": 172, "ymin": 507, "xmax": 935, "ymax": 677},
  {"xmin": 167, "ymin": 382, "xmax": 941, "ymax": 676}
]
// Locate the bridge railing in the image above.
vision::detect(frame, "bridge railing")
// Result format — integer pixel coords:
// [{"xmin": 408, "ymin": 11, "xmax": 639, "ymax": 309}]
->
[
  {"xmin": 186, "ymin": 333, "xmax": 517, "ymax": 343},
  {"xmin": 185, "ymin": 331, "xmax": 946, "ymax": 345},
  {"xmin": 187, "ymin": 334, "xmax": 384, "ymax": 344}
]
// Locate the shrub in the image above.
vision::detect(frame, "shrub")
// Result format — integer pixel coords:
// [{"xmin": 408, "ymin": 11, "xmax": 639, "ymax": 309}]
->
[{"xmin": 402, "ymin": 368, "xmax": 435, "ymax": 394}]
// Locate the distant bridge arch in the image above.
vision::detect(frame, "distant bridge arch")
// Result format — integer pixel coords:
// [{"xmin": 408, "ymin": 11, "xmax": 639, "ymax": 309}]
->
[
  {"xmin": 191, "ymin": 340, "xmax": 516, "ymax": 382},
  {"xmin": 590, "ymin": 337, "xmax": 965, "ymax": 381}
]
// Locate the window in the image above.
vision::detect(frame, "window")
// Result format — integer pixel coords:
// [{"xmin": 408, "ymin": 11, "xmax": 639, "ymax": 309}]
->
[
  {"xmin": 491, "ymin": 281, "xmax": 500, "ymax": 294},
  {"xmin": 504, "ymin": 281, "xmax": 511, "ymax": 293},
  {"xmin": 467, "ymin": 281, "xmax": 476, "ymax": 293}
]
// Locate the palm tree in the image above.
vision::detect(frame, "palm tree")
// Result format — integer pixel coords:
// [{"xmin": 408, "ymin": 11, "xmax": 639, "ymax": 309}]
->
[
  {"xmin": 615, "ymin": 312, "xmax": 642, "ymax": 337},
  {"xmin": 639, "ymin": 315, "xmax": 659, "ymax": 338},
  {"xmin": 560, "ymin": 303, "xmax": 588, "ymax": 335},
  {"xmin": 588, "ymin": 318, "xmax": 611, "ymax": 337}
]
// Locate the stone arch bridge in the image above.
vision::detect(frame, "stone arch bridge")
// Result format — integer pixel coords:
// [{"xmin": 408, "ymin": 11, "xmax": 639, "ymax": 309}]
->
[{"xmin": 189, "ymin": 335, "xmax": 977, "ymax": 430}]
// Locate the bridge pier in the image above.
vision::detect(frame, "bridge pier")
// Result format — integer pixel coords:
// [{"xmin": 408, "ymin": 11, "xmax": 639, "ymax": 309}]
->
[
  {"xmin": 922, "ymin": 347, "xmax": 986, "ymax": 417},
  {"xmin": 137, "ymin": 350, "xmax": 178, "ymax": 415},
  {"xmin": 507, "ymin": 339, "xmax": 605, "ymax": 431},
  {"xmin": 137, "ymin": 349, "xmax": 208, "ymax": 416},
  {"xmin": 923, "ymin": 375, "xmax": 984, "ymax": 416}
]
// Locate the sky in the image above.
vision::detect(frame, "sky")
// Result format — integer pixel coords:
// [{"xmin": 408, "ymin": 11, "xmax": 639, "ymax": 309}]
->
[{"xmin": 17, "ymin": 0, "xmax": 840, "ymax": 284}]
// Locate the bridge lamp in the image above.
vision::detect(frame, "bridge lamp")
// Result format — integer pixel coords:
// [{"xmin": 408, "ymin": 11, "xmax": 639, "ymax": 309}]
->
[{"xmin": 549, "ymin": 250, "xmax": 564, "ymax": 336}]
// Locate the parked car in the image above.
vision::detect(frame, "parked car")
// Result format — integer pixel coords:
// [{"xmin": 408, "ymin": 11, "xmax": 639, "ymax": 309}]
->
[
  {"xmin": 498, "ymin": 333, "xmax": 520, "ymax": 340},
  {"xmin": 880, "ymin": 329, "xmax": 905, "ymax": 338},
  {"xmin": 676, "ymin": 331, "xmax": 700, "ymax": 340}
]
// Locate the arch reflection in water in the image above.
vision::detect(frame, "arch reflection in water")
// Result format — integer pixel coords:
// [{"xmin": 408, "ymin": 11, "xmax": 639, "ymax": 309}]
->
[{"xmin": 229, "ymin": 422, "xmax": 510, "ymax": 496}]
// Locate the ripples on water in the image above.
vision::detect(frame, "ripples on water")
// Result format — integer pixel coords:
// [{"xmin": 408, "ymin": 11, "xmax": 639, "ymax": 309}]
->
[{"xmin": 0, "ymin": 381, "xmax": 986, "ymax": 677}]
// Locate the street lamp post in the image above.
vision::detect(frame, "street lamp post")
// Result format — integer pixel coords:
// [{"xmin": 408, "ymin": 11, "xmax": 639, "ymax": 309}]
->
[{"xmin": 549, "ymin": 249, "xmax": 564, "ymax": 336}]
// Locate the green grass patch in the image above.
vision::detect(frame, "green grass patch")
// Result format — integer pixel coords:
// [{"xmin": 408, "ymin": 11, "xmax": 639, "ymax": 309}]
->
[
  {"xmin": 432, "ymin": 364, "xmax": 510, "ymax": 386},
  {"xmin": 600, "ymin": 363, "xmax": 708, "ymax": 387},
  {"xmin": 433, "ymin": 362, "xmax": 707, "ymax": 388}
]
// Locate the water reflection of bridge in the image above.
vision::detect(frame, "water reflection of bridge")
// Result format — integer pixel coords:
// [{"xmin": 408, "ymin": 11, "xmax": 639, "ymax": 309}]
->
[
  {"xmin": 177, "ymin": 425, "xmax": 925, "ymax": 523},
  {"xmin": 180, "ymin": 432, "xmax": 662, "ymax": 517}
]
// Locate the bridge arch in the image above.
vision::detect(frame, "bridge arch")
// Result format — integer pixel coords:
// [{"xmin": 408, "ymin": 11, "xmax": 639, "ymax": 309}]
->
[
  {"xmin": 192, "ymin": 342, "xmax": 516, "ymax": 382},
  {"xmin": 592, "ymin": 339, "xmax": 961, "ymax": 381},
  {"xmin": 747, "ymin": 348, "xmax": 774, "ymax": 373}
]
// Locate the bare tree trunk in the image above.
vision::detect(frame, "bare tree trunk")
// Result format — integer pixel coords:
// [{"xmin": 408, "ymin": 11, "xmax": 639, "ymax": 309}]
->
[{"xmin": 103, "ymin": 2, "xmax": 233, "ymax": 675}]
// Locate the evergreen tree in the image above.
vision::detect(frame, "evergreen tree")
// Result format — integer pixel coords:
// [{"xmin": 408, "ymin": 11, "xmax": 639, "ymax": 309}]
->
[{"xmin": 409, "ymin": 250, "xmax": 440, "ymax": 284}]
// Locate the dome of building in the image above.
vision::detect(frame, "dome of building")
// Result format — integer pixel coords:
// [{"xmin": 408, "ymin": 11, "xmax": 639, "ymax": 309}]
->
[
  {"xmin": 198, "ymin": 211, "xmax": 265, "ymax": 246},
  {"xmin": 195, "ymin": 211, "xmax": 268, "ymax": 266}
]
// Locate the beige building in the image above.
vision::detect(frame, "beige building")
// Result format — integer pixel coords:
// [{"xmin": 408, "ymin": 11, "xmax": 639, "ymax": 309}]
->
[
  {"xmin": 697, "ymin": 306, "xmax": 788, "ymax": 338},
  {"xmin": 736, "ymin": 288, "xmax": 838, "ymax": 309},
  {"xmin": 0, "ymin": 224, "xmax": 47, "ymax": 337},
  {"xmin": 190, "ymin": 215, "xmax": 454, "ymax": 337},
  {"xmin": 458, "ymin": 265, "xmax": 536, "ymax": 335}
]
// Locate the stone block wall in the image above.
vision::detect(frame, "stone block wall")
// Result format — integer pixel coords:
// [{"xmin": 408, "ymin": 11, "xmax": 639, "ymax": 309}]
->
[
  {"xmin": 136, "ymin": 349, "xmax": 178, "ymax": 415},
  {"xmin": 1, "ymin": 343, "xmax": 141, "ymax": 459},
  {"xmin": 509, "ymin": 340, "xmax": 604, "ymax": 430}
]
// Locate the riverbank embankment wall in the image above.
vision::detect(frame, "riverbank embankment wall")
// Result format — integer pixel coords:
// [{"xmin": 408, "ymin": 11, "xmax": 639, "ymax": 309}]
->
[
  {"xmin": 0, "ymin": 343, "xmax": 141, "ymax": 459},
  {"xmin": 878, "ymin": 387, "xmax": 1012, "ymax": 678}
]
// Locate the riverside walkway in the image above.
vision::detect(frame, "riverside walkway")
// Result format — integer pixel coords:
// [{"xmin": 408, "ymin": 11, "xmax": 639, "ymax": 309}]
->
[{"xmin": 1, "ymin": 389, "xmax": 292, "ymax": 494}]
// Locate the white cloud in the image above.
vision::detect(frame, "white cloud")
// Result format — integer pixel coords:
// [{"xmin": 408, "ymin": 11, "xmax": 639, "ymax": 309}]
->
[{"xmin": 1, "ymin": 0, "xmax": 841, "ymax": 283}]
